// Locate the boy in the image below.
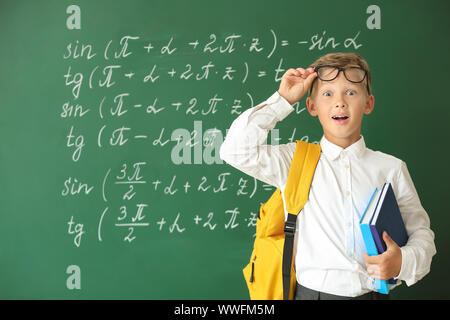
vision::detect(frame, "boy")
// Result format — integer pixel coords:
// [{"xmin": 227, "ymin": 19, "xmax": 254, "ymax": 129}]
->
[{"xmin": 219, "ymin": 52, "xmax": 436, "ymax": 300}]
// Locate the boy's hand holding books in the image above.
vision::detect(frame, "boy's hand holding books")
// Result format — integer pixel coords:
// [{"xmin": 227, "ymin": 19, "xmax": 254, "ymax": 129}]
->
[{"xmin": 364, "ymin": 231, "xmax": 402, "ymax": 280}]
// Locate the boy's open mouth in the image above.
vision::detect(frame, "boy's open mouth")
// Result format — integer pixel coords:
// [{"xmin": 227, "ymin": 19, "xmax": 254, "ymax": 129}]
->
[{"xmin": 332, "ymin": 115, "xmax": 349, "ymax": 124}]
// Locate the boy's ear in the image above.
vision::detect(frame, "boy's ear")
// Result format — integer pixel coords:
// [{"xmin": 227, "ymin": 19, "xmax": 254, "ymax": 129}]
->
[
  {"xmin": 364, "ymin": 94, "xmax": 375, "ymax": 114},
  {"xmin": 306, "ymin": 97, "xmax": 318, "ymax": 117}
]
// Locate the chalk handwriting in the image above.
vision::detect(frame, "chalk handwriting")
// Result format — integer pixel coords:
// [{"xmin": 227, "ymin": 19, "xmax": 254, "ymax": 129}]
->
[{"xmin": 61, "ymin": 28, "xmax": 360, "ymax": 245}]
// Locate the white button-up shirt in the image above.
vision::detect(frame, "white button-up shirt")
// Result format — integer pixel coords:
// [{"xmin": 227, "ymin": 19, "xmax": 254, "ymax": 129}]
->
[{"xmin": 220, "ymin": 91, "xmax": 436, "ymax": 297}]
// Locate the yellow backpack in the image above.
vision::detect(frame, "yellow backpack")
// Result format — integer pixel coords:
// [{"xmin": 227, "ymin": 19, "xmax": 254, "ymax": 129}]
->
[{"xmin": 242, "ymin": 140, "xmax": 321, "ymax": 300}]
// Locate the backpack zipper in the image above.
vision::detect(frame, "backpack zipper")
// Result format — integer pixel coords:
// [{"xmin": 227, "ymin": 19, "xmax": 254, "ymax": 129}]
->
[{"xmin": 250, "ymin": 255, "xmax": 256, "ymax": 283}]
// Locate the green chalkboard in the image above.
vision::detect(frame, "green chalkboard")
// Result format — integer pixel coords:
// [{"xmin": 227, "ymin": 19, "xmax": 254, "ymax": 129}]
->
[{"xmin": 1, "ymin": 0, "xmax": 449, "ymax": 299}]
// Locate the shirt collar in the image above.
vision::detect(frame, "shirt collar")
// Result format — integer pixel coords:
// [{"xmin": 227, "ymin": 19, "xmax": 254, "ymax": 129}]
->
[{"xmin": 320, "ymin": 135, "xmax": 366, "ymax": 161}]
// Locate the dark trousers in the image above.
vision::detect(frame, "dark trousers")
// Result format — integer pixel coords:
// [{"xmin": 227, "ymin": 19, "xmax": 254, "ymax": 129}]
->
[{"xmin": 294, "ymin": 282, "xmax": 390, "ymax": 300}]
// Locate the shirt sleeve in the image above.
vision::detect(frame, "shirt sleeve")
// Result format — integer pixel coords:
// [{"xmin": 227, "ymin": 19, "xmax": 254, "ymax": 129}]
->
[
  {"xmin": 219, "ymin": 91, "xmax": 296, "ymax": 190},
  {"xmin": 393, "ymin": 160, "xmax": 437, "ymax": 286}
]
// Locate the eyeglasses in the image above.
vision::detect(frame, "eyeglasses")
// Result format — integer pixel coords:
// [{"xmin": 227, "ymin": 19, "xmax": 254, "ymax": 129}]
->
[{"xmin": 311, "ymin": 65, "xmax": 370, "ymax": 95}]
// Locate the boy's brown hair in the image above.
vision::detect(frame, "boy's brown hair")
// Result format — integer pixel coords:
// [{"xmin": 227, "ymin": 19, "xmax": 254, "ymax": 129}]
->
[{"xmin": 307, "ymin": 52, "xmax": 372, "ymax": 98}]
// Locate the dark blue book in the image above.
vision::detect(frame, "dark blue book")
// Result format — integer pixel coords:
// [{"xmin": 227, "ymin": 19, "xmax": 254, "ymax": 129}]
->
[{"xmin": 370, "ymin": 182, "xmax": 408, "ymax": 284}]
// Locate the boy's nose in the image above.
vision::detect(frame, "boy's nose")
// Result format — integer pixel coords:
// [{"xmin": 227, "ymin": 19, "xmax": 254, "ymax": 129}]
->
[
  {"xmin": 334, "ymin": 92, "xmax": 347, "ymax": 108},
  {"xmin": 334, "ymin": 99, "xmax": 346, "ymax": 108}
]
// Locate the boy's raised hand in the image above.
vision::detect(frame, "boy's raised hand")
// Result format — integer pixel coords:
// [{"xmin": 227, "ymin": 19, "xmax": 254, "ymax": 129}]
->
[{"xmin": 277, "ymin": 67, "xmax": 317, "ymax": 105}]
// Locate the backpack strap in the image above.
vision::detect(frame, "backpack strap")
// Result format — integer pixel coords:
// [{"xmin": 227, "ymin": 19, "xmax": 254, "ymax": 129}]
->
[{"xmin": 282, "ymin": 140, "xmax": 321, "ymax": 300}]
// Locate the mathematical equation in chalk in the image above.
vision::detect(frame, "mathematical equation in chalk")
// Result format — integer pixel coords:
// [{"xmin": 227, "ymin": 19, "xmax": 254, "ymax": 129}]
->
[
  {"xmin": 62, "ymin": 162, "xmax": 278, "ymax": 200},
  {"xmin": 61, "ymin": 92, "xmax": 309, "ymax": 119},
  {"xmin": 64, "ymin": 121, "xmax": 315, "ymax": 164},
  {"xmin": 68, "ymin": 205, "xmax": 259, "ymax": 247}
]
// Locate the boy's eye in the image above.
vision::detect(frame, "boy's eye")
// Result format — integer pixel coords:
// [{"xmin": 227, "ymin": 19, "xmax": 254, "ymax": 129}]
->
[{"xmin": 322, "ymin": 90, "xmax": 356, "ymax": 97}]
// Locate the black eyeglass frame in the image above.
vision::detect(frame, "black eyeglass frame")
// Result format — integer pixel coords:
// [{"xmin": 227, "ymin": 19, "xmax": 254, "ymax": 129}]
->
[{"xmin": 311, "ymin": 65, "xmax": 371, "ymax": 95}]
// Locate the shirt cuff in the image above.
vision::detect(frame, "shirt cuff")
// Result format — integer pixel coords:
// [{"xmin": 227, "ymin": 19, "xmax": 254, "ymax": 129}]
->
[
  {"xmin": 394, "ymin": 246, "xmax": 414, "ymax": 285},
  {"xmin": 264, "ymin": 91, "xmax": 294, "ymax": 122}
]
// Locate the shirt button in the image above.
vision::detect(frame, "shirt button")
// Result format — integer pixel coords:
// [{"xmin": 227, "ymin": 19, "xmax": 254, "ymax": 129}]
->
[
  {"xmin": 341, "ymin": 151, "xmax": 347, "ymax": 157},
  {"xmin": 344, "ymin": 164, "xmax": 349, "ymax": 169},
  {"xmin": 345, "ymin": 191, "xmax": 350, "ymax": 196}
]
